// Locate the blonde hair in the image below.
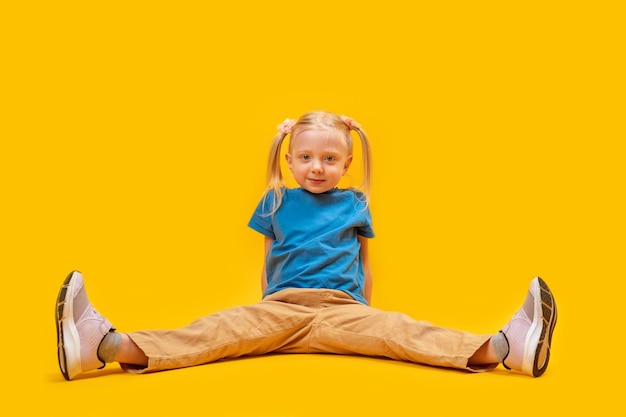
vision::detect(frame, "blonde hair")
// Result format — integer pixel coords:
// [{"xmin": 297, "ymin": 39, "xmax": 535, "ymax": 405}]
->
[{"xmin": 263, "ymin": 111, "xmax": 372, "ymax": 215}]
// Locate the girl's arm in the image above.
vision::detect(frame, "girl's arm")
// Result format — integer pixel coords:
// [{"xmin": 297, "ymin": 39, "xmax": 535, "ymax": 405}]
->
[
  {"xmin": 359, "ymin": 235, "xmax": 373, "ymax": 304},
  {"xmin": 261, "ymin": 236, "xmax": 274, "ymax": 295}
]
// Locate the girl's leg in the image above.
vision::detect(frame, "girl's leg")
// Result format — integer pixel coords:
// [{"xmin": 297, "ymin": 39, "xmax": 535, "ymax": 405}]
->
[
  {"xmin": 121, "ymin": 298, "xmax": 316, "ymax": 373},
  {"xmin": 56, "ymin": 270, "xmax": 317, "ymax": 379},
  {"xmin": 114, "ymin": 334, "xmax": 148, "ymax": 366},
  {"xmin": 467, "ymin": 338, "xmax": 498, "ymax": 365},
  {"xmin": 312, "ymin": 277, "xmax": 557, "ymax": 377},
  {"xmin": 311, "ymin": 292, "xmax": 494, "ymax": 371}
]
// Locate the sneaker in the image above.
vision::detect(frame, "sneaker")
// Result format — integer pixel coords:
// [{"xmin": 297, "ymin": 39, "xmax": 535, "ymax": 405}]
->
[
  {"xmin": 499, "ymin": 277, "xmax": 557, "ymax": 377},
  {"xmin": 56, "ymin": 271, "xmax": 114, "ymax": 380}
]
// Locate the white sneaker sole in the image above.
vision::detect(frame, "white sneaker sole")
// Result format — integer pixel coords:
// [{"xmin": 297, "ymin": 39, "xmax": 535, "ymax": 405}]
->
[
  {"xmin": 56, "ymin": 271, "xmax": 83, "ymax": 380},
  {"xmin": 522, "ymin": 277, "xmax": 557, "ymax": 377}
]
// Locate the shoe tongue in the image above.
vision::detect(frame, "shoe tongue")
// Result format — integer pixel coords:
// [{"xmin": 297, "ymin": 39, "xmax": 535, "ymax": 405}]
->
[
  {"xmin": 521, "ymin": 290, "xmax": 534, "ymax": 320},
  {"xmin": 73, "ymin": 282, "xmax": 91, "ymax": 322}
]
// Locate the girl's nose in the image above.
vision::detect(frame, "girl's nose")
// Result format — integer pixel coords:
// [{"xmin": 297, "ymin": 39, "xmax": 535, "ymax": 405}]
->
[{"xmin": 311, "ymin": 159, "xmax": 323, "ymax": 173}]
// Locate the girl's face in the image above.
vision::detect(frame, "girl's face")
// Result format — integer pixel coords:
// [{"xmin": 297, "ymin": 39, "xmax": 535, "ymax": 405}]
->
[{"xmin": 286, "ymin": 129, "xmax": 353, "ymax": 194}]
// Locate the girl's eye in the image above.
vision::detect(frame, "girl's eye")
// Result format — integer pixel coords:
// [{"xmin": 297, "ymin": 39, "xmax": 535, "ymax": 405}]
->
[
  {"xmin": 324, "ymin": 156, "xmax": 336, "ymax": 162},
  {"xmin": 300, "ymin": 154, "xmax": 311, "ymax": 160}
]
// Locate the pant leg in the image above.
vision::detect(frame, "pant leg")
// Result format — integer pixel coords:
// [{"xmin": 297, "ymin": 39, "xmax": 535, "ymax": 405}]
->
[
  {"xmin": 122, "ymin": 291, "xmax": 317, "ymax": 373},
  {"xmin": 310, "ymin": 290, "xmax": 495, "ymax": 372}
]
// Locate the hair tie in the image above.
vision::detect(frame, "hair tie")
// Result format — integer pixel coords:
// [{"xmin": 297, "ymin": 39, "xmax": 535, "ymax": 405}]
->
[
  {"xmin": 340, "ymin": 115, "xmax": 361, "ymax": 130},
  {"xmin": 277, "ymin": 118, "xmax": 296, "ymax": 134}
]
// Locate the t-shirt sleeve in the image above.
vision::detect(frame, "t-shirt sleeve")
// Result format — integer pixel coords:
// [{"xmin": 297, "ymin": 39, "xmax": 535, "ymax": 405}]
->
[
  {"xmin": 352, "ymin": 191, "xmax": 375, "ymax": 238},
  {"xmin": 247, "ymin": 192, "xmax": 276, "ymax": 239},
  {"xmin": 357, "ymin": 206, "xmax": 376, "ymax": 239}
]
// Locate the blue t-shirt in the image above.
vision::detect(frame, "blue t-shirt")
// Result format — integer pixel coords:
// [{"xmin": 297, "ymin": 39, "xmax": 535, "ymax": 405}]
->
[{"xmin": 248, "ymin": 188, "xmax": 375, "ymax": 305}]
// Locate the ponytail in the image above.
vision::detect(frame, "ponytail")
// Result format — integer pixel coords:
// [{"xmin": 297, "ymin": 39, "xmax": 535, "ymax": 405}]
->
[{"xmin": 351, "ymin": 125, "xmax": 373, "ymax": 207}]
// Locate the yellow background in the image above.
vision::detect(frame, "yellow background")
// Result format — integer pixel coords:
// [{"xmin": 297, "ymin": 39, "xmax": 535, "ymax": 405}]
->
[{"xmin": 2, "ymin": 1, "xmax": 624, "ymax": 415}]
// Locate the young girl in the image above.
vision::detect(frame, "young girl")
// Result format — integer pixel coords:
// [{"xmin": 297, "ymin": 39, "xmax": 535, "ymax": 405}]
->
[{"xmin": 56, "ymin": 111, "xmax": 557, "ymax": 380}]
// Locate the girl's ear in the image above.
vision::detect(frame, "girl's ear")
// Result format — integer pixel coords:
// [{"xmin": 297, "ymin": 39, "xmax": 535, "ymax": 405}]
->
[
  {"xmin": 343, "ymin": 155, "xmax": 353, "ymax": 175},
  {"xmin": 285, "ymin": 153, "xmax": 293, "ymax": 171}
]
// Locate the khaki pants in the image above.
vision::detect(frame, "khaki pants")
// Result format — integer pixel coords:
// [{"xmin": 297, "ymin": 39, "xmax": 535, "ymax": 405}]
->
[{"xmin": 123, "ymin": 289, "xmax": 495, "ymax": 373}]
